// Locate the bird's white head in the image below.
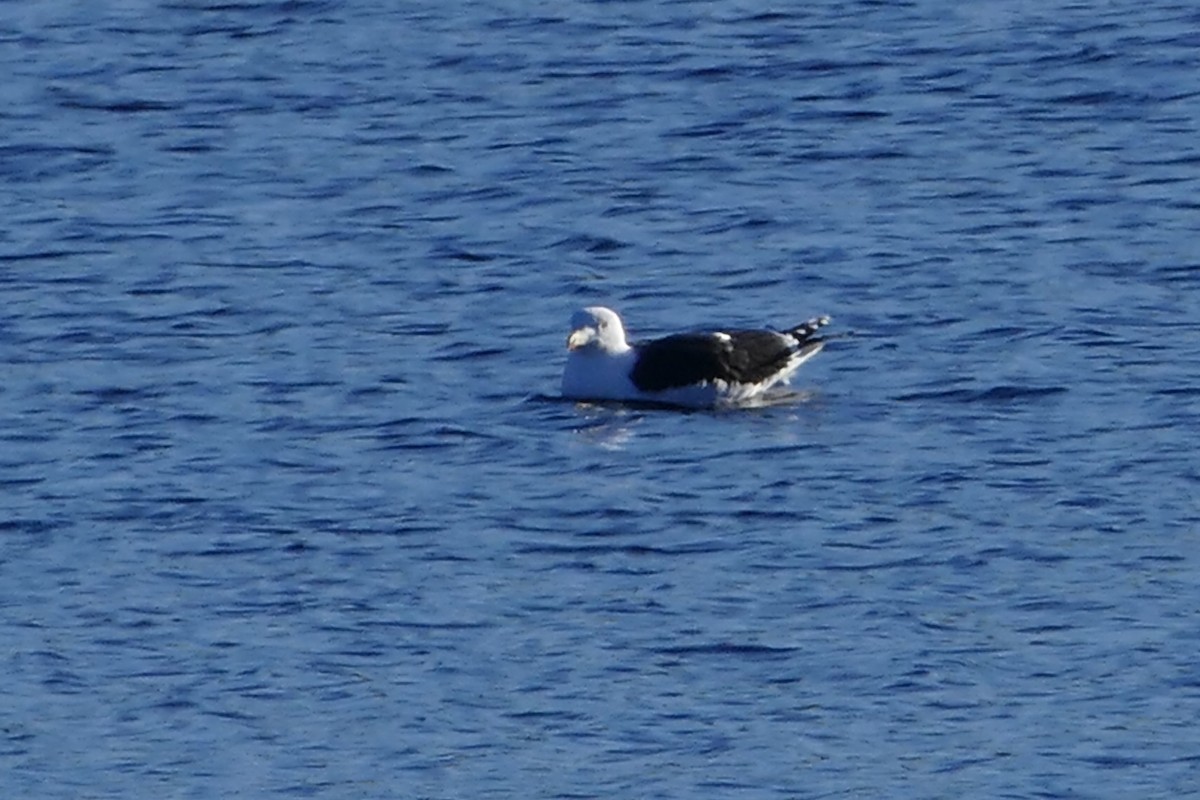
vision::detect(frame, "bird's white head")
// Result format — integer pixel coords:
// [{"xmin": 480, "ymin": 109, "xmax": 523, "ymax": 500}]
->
[{"xmin": 566, "ymin": 306, "xmax": 630, "ymax": 354}]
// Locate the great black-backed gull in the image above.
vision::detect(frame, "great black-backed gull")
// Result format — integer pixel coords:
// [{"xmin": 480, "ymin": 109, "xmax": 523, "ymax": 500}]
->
[{"xmin": 561, "ymin": 306, "xmax": 832, "ymax": 408}]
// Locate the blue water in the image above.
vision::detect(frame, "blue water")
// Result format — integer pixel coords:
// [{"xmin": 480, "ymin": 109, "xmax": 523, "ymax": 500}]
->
[{"xmin": 3, "ymin": 1, "xmax": 1200, "ymax": 797}]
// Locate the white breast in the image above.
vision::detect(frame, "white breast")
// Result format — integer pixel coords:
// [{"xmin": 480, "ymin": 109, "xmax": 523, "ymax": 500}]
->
[{"xmin": 561, "ymin": 350, "xmax": 640, "ymax": 401}]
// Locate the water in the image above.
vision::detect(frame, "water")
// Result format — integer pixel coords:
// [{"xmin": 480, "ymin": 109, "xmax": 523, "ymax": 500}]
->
[{"xmin": 3, "ymin": 1, "xmax": 1200, "ymax": 797}]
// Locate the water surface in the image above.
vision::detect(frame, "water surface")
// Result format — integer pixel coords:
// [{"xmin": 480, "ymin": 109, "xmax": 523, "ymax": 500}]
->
[{"xmin": 2, "ymin": 1, "xmax": 1199, "ymax": 798}]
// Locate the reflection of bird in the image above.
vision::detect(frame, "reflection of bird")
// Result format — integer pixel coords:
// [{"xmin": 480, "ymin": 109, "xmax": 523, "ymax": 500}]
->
[{"xmin": 562, "ymin": 306, "xmax": 832, "ymax": 408}]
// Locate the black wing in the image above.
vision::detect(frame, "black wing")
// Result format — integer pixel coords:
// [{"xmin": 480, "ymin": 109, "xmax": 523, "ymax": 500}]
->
[{"xmin": 630, "ymin": 330, "xmax": 797, "ymax": 392}]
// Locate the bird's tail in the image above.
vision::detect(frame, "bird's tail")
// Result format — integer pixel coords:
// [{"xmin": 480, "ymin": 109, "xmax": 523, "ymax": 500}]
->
[{"xmin": 786, "ymin": 315, "xmax": 832, "ymax": 345}]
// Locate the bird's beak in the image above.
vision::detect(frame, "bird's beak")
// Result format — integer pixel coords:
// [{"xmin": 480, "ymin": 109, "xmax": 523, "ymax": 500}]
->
[{"xmin": 567, "ymin": 327, "xmax": 593, "ymax": 351}]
